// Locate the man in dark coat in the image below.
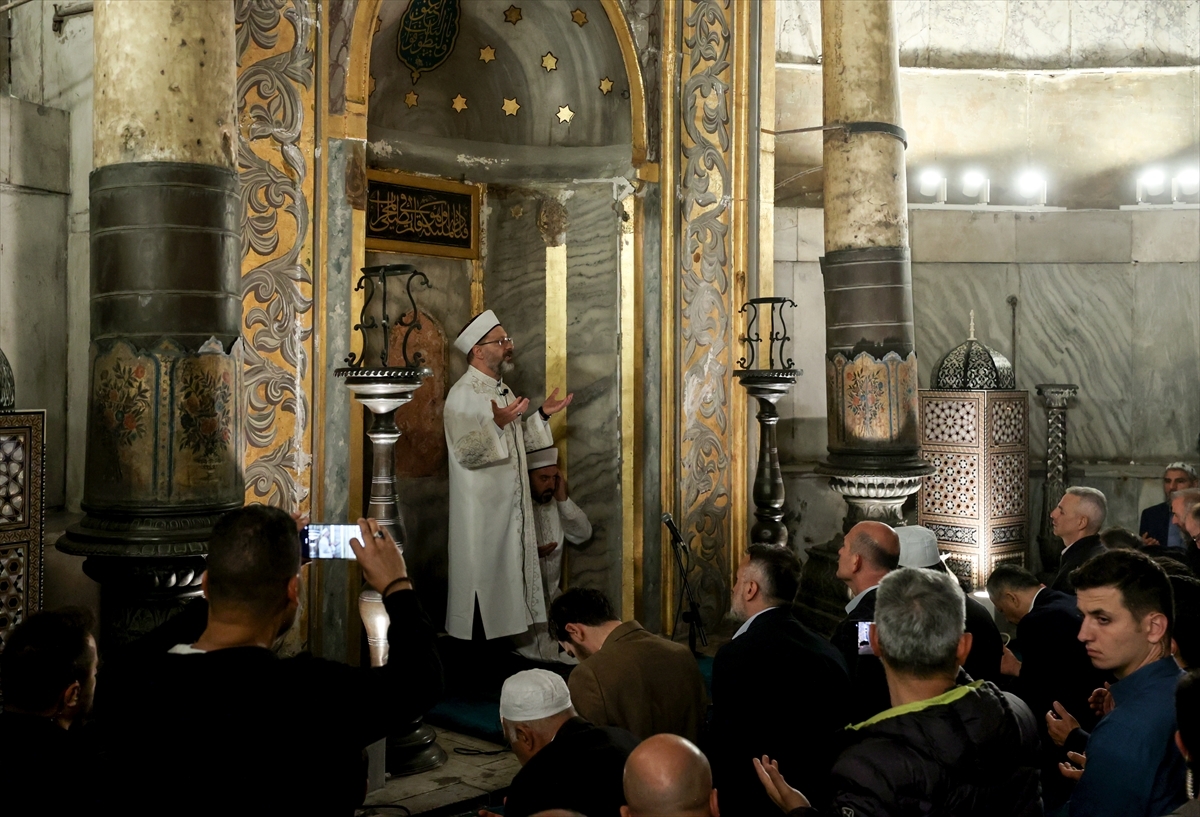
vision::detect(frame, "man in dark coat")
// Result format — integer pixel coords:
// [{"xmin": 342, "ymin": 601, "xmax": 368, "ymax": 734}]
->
[
  {"xmin": 493, "ymin": 669, "xmax": 637, "ymax": 817},
  {"xmin": 754, "ymin": 568, "xmax": 1043, "ymax": 817},
  {"xmin": 829, "ymin": 521, "xmax": 900, "ymax": 721},
  {"xmin": 988, "ymin": 563, "xmax": 1107, "ymax": 809},
  {"xmin": 1139, "ymin": 463, "xmax": 1197, "ymax": 549},
  {"xmin": 1050, "ymin": 487, "xmax": 1108, "ymax": 593},
  {"xmin": 896, "ymin": 525, "xmax": 1005, "ymax": 684},
  {"xmin": 709, "ymin": 544, "xmax": 851, "ymax": 816}
]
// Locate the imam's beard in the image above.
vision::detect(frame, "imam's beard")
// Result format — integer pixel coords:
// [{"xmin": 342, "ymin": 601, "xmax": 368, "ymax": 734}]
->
[
  {"xmin": 535, "ymin": 489, "xmax": 555, "ymax": 504},
  {"xmin": 499, "ymin": 359, "xmax": 515, "ymax": 375}
]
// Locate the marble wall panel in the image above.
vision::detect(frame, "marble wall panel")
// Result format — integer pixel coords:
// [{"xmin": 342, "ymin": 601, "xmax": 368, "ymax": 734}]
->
[
  {"xmin": 911, "ymin": 210, "xmax": 1017, "ymax": 263},
  {"xmin": 0, "ymin": 188, "xmax": 68, "ymax": 507},
  {"xmin": 640, "ymin": 184, "xmax": 664, "ymax": 630},
  {"xmin": 1015, "ymin": 211, "xmax": 1133, "ymax": 263},
  {"xmin": 774, "ymin": 208, "xmax": 799, "ymax": 263},
  {"xmin": 564, "ymin": 186, "xmax": 621, "ymax": 601},
  {"xmin": 911, "ymin": 262, "xmax": 1019, "ymax": 390},
  {"xmin": 776, "ymin": 0, "xmax": 1200, "ymax": 68},
  {"xmin": 1132, "ymin": 210, "xmax": 1200, "ymax": 263},
  {"xmin": 486, "ymin": 190, "xmax": 550, "ymax": 403},
  {"xmin": 775, "ymin": 260, "xmax": 829, "ymax": 462},
  {"xmin": 1130, "ymin": 262, "xmax": 1200, "ymax": 460},
  {"xmin": 1017, "ymin": 263, "xmax": 1134, "ymax": 462}
]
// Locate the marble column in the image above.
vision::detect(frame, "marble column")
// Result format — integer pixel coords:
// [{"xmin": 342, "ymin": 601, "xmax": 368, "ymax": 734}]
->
[
  {"xmin": 798, "ymin": 0, "xmax": 928, "ymax": 634},
  {"xmin": 58, "ymin": 1, "xmax": 243, "ymax": 645}
]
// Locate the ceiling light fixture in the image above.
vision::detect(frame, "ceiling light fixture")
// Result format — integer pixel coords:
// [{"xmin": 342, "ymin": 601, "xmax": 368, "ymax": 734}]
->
[
  {"xmin": 962, "ymin": 170, "xmax": 989, "ymax": 204},
  {"xmin": 1017, "ymin": 171, "xmax": 1047, "ymax": 206},
  {"xmin": 918, "ymin": 169, "xmax": 947, "ymax": 204},
  {"xmin": 1173, "ymin": 166, "xmax": 1200, "ymax": 201}
]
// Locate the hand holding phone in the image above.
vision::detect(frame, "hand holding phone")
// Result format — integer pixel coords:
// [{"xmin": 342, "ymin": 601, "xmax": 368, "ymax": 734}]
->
[{"xmin": 348, "ymin": 518, "xmax": 410, "ymax": 597}]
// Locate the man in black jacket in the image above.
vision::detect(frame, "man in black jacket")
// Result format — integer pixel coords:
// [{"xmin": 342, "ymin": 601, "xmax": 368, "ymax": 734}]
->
[
  {"xmin": 987, "ymin": 563, "xmax": 1106, "ymax": 809},
  {"xmin": 830, "ymin": 521, "xmax": 900, "ymax": 721},
  {"xmin": 491, "ymin": 669, "xmax": 638, "ymax": 817},
  {"xmin": 1050, "ymin": 487, "xmax": 1108, "ymax": 593},
  {"xmin": 710, "ymin": 544, "xmax": 850, "ymax": 815},
  {"xmin": 755, "ymin": 567, "xmax": 1043, "ymax": 817},
  {"xmin": 896, "ymin": 525, "xmax": 1005, "ymax": 684},
  {"xmin": 98, "ymin": 507, "xmax": 443, "ymax": 815}
]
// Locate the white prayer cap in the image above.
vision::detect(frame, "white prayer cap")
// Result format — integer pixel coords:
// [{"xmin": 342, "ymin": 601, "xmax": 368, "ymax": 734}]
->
[
  {"xmin": 526, "ymin": 445, "xmax": 559, "ymax": 471},
  {"xmin": 897, "ymin": 525, "xmax": 948, "ymax": 569},
  {"xmin": 454, "ymin": 310, "xmax": 500, "ymax": 354},
  {"xmin": 499, "ymin": 669, "xmax": 572, "ymax": 722}
]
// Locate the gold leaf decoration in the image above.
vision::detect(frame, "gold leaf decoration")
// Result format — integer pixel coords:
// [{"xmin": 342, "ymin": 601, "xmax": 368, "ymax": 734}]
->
[
  {"xmin": 556, "ymin": 105, "xmax": 575, "ymax": 124},
  {"xmin": 571, "ymin": 8, "xmax": 587, "ymax": 26},
  {"xmin": 451, "ymin": 94, "xmax": 467, "ymax": 112},
  {"xmin": 404, "ymin": 90, "xmax": 418, "ymax": 108},
  {"xmin": 479, "ymin": 45, "xmax": 496, "ymax": 63},
  {"xmin": 503, "ymin": 5, "xmax": 522, "ymax": 25},
  {"xmin": 599, "ymin": 77, "xmax": 613, "ymax": 95},
  {"xmin": 502, "ymin": 97, "xmax": 521, "ymax": 116},
  {"xmin": 541, "ymin": 52, "xmax": 558, "ymax": 72}
]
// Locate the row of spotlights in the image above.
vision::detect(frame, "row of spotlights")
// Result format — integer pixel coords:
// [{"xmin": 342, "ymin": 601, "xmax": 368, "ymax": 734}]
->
[
  {"xmin": 1138, "ymin": 167, "xmax": 1200, "ymax": 203},
  {"xmin": 918, "ymin": 166, "xmax": 1200, "ymax": 206},
  {"xmin": 918, "ymin": 169, "xmax": 1044, "ymax": 205}
]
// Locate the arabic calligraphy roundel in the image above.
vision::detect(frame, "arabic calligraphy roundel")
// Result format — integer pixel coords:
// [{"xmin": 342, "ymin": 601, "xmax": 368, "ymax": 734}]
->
[{"xmin": 397, "ymin": 0, "xmax": 462, "ymax": 84}]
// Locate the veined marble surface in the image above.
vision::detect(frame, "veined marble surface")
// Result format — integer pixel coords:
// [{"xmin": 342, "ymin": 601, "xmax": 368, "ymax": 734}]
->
[{"xmin": 777, "ymin": 0, "xmax": 1200, "ymax": 69}]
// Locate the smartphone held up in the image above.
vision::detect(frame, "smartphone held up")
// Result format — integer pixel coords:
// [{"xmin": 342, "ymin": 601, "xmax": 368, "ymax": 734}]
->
[{"xmin": 302, "ymin": 524, "xmax": 363, "ymax": 560}]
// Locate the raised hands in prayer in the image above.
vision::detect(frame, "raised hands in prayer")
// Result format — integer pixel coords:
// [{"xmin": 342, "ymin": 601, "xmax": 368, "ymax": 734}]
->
[
  {"xmin": 1059, "ymin": 750, "xmax": 1087, "ymax": 781},
  {"xmin": 541, "ymin": 388, "xmax": 573, "ymax": 417},
  {"xmin": 491, "ymin": 396, "xmax": 530, "ymax": 428},
  {"xmin": 754, "ymin": 755, "xmax": 812, "ymax": 812},
  {"xmin": 1046, "ymin": 701, "xmax": 1080, "ymax": 746},
  {"xmin": 1089, "ymin": 683, "xmax": 1114, "ymax": 717}
]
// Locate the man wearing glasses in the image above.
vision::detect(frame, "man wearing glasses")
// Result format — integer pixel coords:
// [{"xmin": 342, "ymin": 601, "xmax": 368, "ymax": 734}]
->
[{"xmin": 444, "ymin": 311, "xmax": 572, "ymax": 660}]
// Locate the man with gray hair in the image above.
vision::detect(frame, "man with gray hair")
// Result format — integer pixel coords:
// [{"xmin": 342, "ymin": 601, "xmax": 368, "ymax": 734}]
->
[
  {"xmin": 754, "ymin": 568, "xmax": 1042, "ymax": 816},
  {"xmin": 1140, "ymin": 463, "xmax": 1198, "ymax": 550},
  {"xmin": 1050, "ymin": 486, "xmax": 1108, "ymax": 594},
  {"xmin": 488, "ymin": 669, "xmax": 637, "ymax": 817}
]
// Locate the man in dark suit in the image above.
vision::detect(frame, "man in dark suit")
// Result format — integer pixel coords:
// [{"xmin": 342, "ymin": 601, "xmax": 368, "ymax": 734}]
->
[
  {"xmin": 829, "ymin": 521, "xmax": 900, "ymax": 721},
  {"xmin": 709, "ymin": 544, "xmax": 850, "ymax": 816},
  {"xmin": 1050, "ymin": 486, "xmax": 1108, "ymax": 593},
  {"xmin": 896, "ymin": 525, "xmax": 1005, "ymax": 684},
  {"xmin": 549, "ymin": 588, "xmax": 708, "ymax": 743},
  {"xmin": 1140, "ymin": 463, "xmax": 1197, "ymax": 550},
  {"xmin": 987, "ymin": 563, "xmax": 1108, "ymax": 810}
]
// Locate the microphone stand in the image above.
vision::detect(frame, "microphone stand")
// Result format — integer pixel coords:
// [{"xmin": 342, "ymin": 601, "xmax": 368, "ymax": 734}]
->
[{"xmin": 662, "ymin": 513, "xmax": 708, "ymax": 655}]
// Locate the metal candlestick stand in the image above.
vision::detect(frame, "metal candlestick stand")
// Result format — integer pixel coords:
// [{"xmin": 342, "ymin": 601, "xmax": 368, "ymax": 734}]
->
[
  {"xmin": 733, "ymin": 298, "xmax": 799, "ymax": 545},
  {"xmin": 335, "ymin": 264, "xmax": 446, "ymax": 777}
]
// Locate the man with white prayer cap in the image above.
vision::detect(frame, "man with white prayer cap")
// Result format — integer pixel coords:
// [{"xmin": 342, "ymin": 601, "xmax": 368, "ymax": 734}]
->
[
  {"xmin": 896, "ymin": 525, "xmax": 1005, "ymax": 684},
  {"xmin": 443, "ymin": 311, "xmax": 571, "ymax": 651},
  {"xmin": 514, "ymin": 444, "xmax": 593, "ymax": 662},
  {"xmin": 487, "ymin": 669, "xmax": 637, "ymax": 817}
]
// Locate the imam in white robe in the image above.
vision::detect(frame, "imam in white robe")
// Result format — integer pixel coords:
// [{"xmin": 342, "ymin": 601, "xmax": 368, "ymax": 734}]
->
[{"xmin": 443, "ymin": 365, "xmax": 551, "ymax": 640}]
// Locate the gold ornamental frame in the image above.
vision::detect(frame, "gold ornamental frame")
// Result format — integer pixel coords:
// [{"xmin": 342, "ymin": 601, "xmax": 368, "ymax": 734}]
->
[{"xmin": 364, "ymin": 169, "xmax": 482, "ymax": 260}]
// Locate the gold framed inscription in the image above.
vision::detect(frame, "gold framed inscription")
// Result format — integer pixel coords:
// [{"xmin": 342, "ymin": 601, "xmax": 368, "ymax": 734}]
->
[{"xmin": 365, "ymin": 169, "xmax": 481, "ymax": 259}]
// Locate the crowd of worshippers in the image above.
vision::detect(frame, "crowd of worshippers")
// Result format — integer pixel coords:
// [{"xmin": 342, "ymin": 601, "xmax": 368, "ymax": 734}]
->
[{"xmin": 5, "ymin": 464, "xmax": 1200, "ymax": 816}]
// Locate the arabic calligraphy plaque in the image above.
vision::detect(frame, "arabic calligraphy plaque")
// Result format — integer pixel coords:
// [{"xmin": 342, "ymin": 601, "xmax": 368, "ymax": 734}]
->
[
  {"xmin": 396, "ymin": 0, "xmax": 461, "ymax": 84},
  {"xmin": 366, "ymin": 170, "xmax": 481, "ymax": 259}
]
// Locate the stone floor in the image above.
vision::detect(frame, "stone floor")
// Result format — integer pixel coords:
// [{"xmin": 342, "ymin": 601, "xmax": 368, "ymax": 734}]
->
[{"xmin": 359, "ymin": 728, "xmax": 518, "ymax": 815}]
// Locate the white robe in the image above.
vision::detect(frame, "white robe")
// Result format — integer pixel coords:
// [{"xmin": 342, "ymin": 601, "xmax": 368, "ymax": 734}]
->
[
  {"xmin": 444, "ymin": 365, "xmax": 552, "ymax": 640},
  {"xmin": 533, "ymin": 497, "xmax": 593, "ymax": 607}
]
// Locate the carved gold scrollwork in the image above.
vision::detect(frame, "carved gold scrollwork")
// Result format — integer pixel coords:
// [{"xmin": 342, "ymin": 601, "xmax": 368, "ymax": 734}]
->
[
  {"xmin": 236, "ymin": 0, "xmax": 316, "ymax": 510},
  {"xmin": 676, "ymin": 0, "xmax": 733, "ymax": 628}
]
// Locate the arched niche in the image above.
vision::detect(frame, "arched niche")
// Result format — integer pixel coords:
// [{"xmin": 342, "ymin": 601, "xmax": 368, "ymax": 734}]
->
[{"xmin": 334, "ymin": 0, "xmax": 649, "ymax": 627}]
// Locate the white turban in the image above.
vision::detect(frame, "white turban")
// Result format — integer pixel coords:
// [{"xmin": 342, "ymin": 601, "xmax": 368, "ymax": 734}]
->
[
  {"xmin": 526, "ymin": 445, "xmax": 559, "ymax": 471},
  {"xmin": 454, "ymin": 310, "xmax": 500, "ymax": 354},
  {"xmin": 896, "ymin": 525, "xmax": 948, "ymax": 569}
]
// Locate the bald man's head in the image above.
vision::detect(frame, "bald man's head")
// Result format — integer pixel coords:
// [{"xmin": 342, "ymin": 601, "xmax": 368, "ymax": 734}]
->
[
  {"xmin": 849, "ymin": 522, "xmax": 900, "ymax": 570},
  {"xmin": 621, "ymin": 735, "xmax": 718, "ymax": 817}
]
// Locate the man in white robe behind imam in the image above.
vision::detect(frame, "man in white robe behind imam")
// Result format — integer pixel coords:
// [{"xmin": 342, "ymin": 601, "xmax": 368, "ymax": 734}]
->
[{"xmin": 443, "ymin": 310, "xmax": 572, "ymax": 653}]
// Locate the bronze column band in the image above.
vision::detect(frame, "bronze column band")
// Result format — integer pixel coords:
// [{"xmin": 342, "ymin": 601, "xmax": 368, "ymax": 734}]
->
[
  {"xmin": 819, "ymin": 246, "xmax": 927, "ymax": 477},
  {"xmin": 90, "ymin": 163, "xmax": 242, "ymax": 347}
]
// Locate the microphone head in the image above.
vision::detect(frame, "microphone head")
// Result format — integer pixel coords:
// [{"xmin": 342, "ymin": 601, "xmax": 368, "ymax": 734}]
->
[{"xmin": 661, "ymin": 513, "xmax": 672, "ymax": 523}]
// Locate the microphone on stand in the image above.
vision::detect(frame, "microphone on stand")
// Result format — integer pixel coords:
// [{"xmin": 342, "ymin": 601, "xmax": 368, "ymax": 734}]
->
[{"xmin": 661, "ymin": 512, "xmax": 708, "ymax": 653}]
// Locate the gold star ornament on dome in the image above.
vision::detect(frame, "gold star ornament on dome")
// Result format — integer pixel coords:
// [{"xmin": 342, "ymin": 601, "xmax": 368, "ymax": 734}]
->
[
  {"xmin": 503, "ymin": 5, "xmax": 522, "ymax": 24},
  {"xmin": 404, "ymin": 90, "xmax": 418, "ymax": 108},
  {"xmin": 556, "ymin": 105, "xmax": 575, "ymax": 124},
  {"xmin": 571, "ymin": 8, "xmax": 588, "ymax": 26},
  {"xmin": 502, "ymin": 97, "xmax": 521, "ymax": 116},
  {"xmin": 599, "ymin": 77, "xmax": 614, "ymax": 95},
  {"xmin": 479, "ymin": 45, "xmax": 496, "ymax": 63},
  {"xmin": 451, "ymin": 94, "xmax": 467, "ymax": 112},
  {"xmin": 541, "ymin": 52, "xmax": 559, "ymax": 72}
]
